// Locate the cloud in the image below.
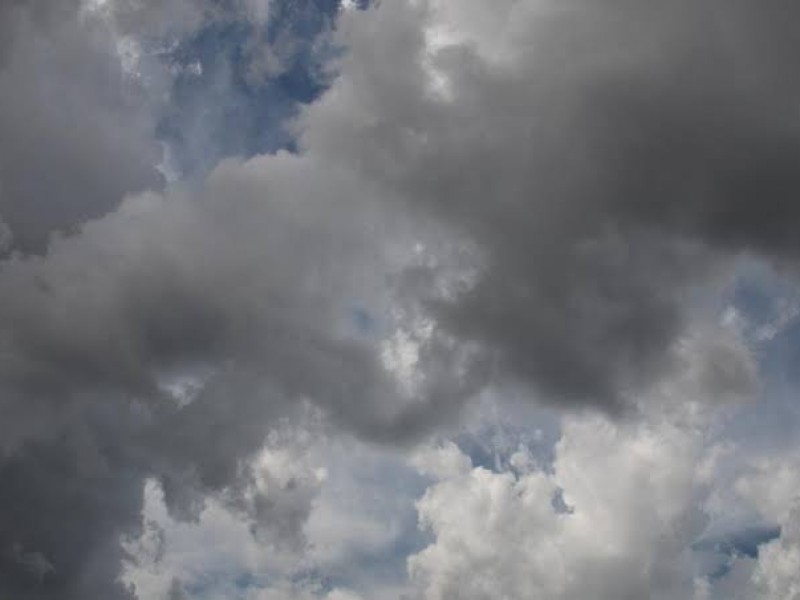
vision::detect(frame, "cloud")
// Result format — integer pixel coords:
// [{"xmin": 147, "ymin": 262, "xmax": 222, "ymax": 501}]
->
[
  {"xmin": 402, "ymin": 325, "xmax": 787, "ymax": 600},
  {"xmin": 408, "ymin": 410, "xmax": 800, "ymax": 600},
  {"xmin": 3, "ymin": 1, "xmax": 800, "ymax": 598},
  {"xmin": 0, "ymin": 0, "xmax": 163, "ymax": 253},
  {"xmin": 407, "ymin": 353, "xmax": 735, "ymax": 600},
  {"xmin": 0, "ymin": 146, "xmax": 480, "ymax": 597},
  {"xmin": 122, "ymin": 436, "xmax": 326, "ymax": 599},
  {"xmin": 748, "ymin": 505, "xmax": 800, "ymax": 600},
  {"xmin": 707, "ymin": 449, "xmax": 800, "ymax": 600},
  {"xmin": 0, "ymin": 3, "xmax": 476, "ymax": 593},
  {"xmin": 300, "ymin": 0, "xmax": 800, "ymax": 409},
  {"xmin": 122, "ymin": 412, "xmax": 421, "ymax": 600}
]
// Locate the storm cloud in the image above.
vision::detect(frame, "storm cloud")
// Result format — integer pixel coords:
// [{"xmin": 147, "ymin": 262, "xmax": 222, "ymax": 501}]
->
[{"xmin": 302, "ymin": 0, "xmax": 800, "ymax": 408}]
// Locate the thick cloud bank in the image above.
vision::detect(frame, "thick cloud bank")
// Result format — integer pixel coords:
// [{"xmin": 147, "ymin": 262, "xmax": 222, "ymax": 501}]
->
[
  {"xmin": 303, "ymin": 0, "xmax": 800, "ymax": 408},
  {"xmin": 0, "ymin": 0, "xmax": 164, "ymax": 253},
  {"xmin": 2, "ymin": 0, "xmax": 800, "ymax": 598}
]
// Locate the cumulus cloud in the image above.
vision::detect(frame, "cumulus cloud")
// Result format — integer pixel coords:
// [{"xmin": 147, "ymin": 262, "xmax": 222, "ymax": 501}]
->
[
  {"xmin": 0, "ymin": 0, "xmax": 163, "ymax": 253},
  {"xmin": 407, "ymin": 334, "xmax": 751, "ymax": 600},
  {"xmin": 122, "ymin": 412, "xmax": 419, "ymax": 600},
  {"xmin": 703, "ymin": 448, "xmax": 800, "ymax": 600},
  {"xmin": 3, "ymin": 0, "xmax": 800, "ymax": 598},
  {"xmin": 301, "ymin": 0, "xmax": 800, "ymax": 408},
  {"xmin": 0, "ymin": 146, "xmax": 478, "ymax": 597},
  {"xmin": 122, "ymin": 431, "xmax": 327, "ymax": 599},
  {"xmin": 403, "ymin": 328, "xmax": 790, "ymax": 600}
]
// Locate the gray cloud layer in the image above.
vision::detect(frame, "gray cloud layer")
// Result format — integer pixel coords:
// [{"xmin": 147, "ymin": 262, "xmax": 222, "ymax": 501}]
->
[
  {"xmin": 0, "ymin": 148, "xmax": 477, "ymax": 597},
  {"xmin": 2, "ymin": 0, "xmax": 800, "ymax": 598},
  {"xmin": 302, "ymin": 0, "xmax": 800, "ymax": 408},
  {"xmin": 0, "ymin": 0, "xmax": 164, "ymax": 253}
]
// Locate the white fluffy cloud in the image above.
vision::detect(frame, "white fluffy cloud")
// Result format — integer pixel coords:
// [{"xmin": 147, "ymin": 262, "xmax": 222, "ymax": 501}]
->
[
  {"xmin": 122, "ymin": 411, "xmax": 421, "ymax": 600},
  {"xmin": 409, "ymin": 403, "xmax": 713, "ymax": 600},
  {"xmin": 710, "ymin": 453, "xmax": 800, "ymax": 600},
  {"xmin": 406, "ymin": 325, "xmax": 784, "ymax": 600}
]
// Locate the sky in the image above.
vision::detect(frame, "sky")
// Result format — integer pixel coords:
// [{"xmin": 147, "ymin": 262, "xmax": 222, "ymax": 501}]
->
[{"xmin": 1, "ymin": 1, "xmax": 800, "ymax": 598}]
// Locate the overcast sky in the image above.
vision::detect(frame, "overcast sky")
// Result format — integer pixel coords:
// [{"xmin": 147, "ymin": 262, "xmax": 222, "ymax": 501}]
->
[{"xmin": 2, "ymin": 1, "xmax": 800, "ymax": 598}]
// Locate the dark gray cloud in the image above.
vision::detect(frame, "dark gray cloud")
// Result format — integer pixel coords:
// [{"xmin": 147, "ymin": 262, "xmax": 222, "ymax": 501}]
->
[
  {"xmin": 0, "ymin": 2, "xmax": 361, "ymax": 598},
  {"xmin": 303, "ymin": 0, "xmax": 800, "ymax": 408},
  {"xmin": 0, "ymin": 6, "xmax": 160, "ymax": 592},
  {"xmin": 0, "ymin": 4, "xmax": 452, "ymax": 593},
  {"xmin": 0, "ymin": 0, "xmax": 164, "ymax": 254},
  {"xmin": 0, "ymin": 151, "xmax": 478, "ymax": 598}
]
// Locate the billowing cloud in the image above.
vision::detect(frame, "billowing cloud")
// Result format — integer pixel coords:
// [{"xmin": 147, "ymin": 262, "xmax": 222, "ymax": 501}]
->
[
  {"xmin": 0, "ymin": 147, "xmax": 478, "ymax": 597},
  {"xmin": 408, "ymin": 403, "xmax": 800, "ymax": 600},
  {"xmin": 121, "ymin": 409, "xmax": 422, "ymax": 600},
  {"xmin": 301, "ymin": 0, "xmax": 800, "ymax": 408},
  {"xmin": 3, "ymin": 0, "xmax": 800, "ymax": 598},
  {"xmin": 0, "ymin": 0, "xmax": 163, "ymax": 253},
  {"xmin": 407, "ymin": 330, "xmax": 755, "ymax": 600}
]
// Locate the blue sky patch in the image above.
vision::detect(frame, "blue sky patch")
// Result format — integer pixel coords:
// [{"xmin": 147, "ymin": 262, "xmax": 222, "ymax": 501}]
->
[{"xmin": 157, "ymin": 0, "xmax": 345, "ymax": 175}]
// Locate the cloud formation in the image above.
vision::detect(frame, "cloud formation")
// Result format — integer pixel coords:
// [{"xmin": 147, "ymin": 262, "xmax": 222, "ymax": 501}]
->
[
  {"xmin": 0, "ymin": 0, "xmax": 163, "ymax": 253},
  {"xmin": 302, "ymin": 0, "xmax": 800, "ymax": 407},
  {"xmin": 3, "ymin": 0, "xmax": 800, "ymax": 598},
  {"xmin": 0, "ymin": 143, "xmax": 474, "ymax": 598},
  {"xmin": 407, "ymin": 331, "xmax": 751, "ymax": 600}
]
